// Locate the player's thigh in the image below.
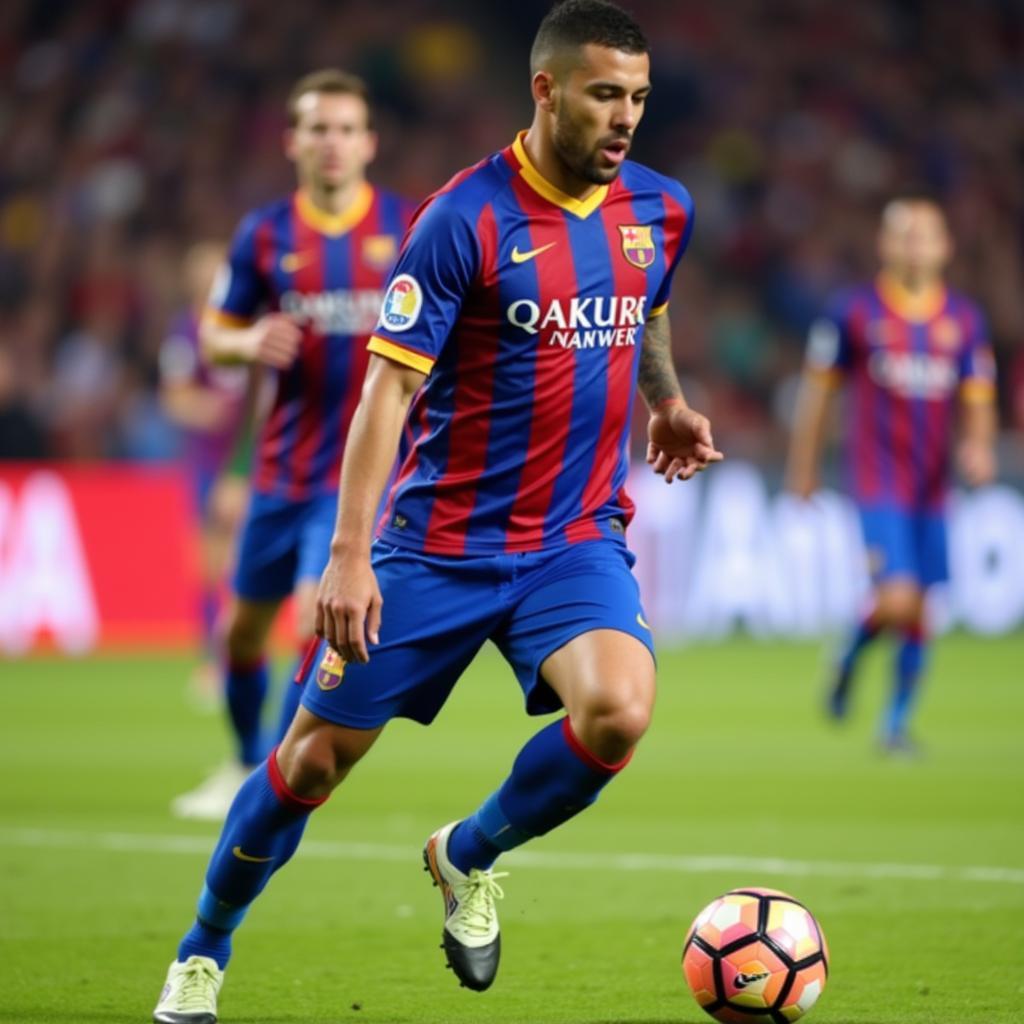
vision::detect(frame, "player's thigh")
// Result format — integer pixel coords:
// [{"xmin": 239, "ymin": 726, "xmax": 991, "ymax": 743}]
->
[
  {"xmin": 298, "ymin": 543, "xmax": 504, "ymax": 729},
  {"xmin": 913, "ymin": 509, "xmax": 949, "ymax": 589},
  {"xmin": 277, "ymin": 705, "xmax": 384, "ymax": 796},
  {"xmin": 541, "ymin": 628, "xmax": 656, "ymax": 730},
  {"xmin": 233, "ymin": 492, "xmax": 303, "ymax": 602},
  {"xmin": 497, "ymin": 541, "xmax": 656, "ymax": 718},
  {"xmin": 859, "ymin": 504, "xmax": 916, "ymax": 585}
]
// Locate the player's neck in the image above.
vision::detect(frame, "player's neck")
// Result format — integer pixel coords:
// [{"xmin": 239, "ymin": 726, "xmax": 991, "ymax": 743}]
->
[
  {"xmin": 520, "ymin": 126, "xmax": 601, "ymax": 203},
  {"xmin": 876, "ymin": 270, "xmax": 946, "ymax": 321},
  {"xmin": 301, "ymin": 178, "xmax": 364, "ymax": 216}
]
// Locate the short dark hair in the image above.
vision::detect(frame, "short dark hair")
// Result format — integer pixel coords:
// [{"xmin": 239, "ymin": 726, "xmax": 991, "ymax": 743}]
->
[
  {"xmin": 531, "ymin": 0, "xmax": 648, "ymax": 74},
  {"xmin": 287, "ymin": 69, "xmax": 372, "ymax": 128}
]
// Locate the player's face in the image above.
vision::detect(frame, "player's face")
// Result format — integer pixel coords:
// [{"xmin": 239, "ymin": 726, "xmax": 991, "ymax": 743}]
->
[
  {"xmin": 878, "ymin": 201, "xmax": 952, "ymax": 281},
  {"xmin": 286, "ymin": 91, "xmax": 377, "ymax": 191},
  {"xmin": 551, "ymin": 45, "xmax": 651, "ymax": 185}
]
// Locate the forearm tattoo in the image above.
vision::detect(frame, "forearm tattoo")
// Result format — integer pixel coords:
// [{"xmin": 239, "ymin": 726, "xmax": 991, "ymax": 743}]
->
[{"xmin": 638, "ymin": 311, "xmax": 683, "ymax": 409}]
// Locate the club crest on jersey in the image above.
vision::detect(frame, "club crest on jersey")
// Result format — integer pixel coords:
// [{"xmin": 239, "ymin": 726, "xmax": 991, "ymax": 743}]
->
[
  {"xmin": 316, "ymin": 648, "xmax": 345, "ymax": 690},
  {"xmin": 362, "ymin": 234, "xmax": 398, "ymax": 271},
  {"xmin": 619, "ymin": 225, "xmax": 656, "ymax": 269},
  {"xmin": 379, "ymin": 274, "xmax": 422, "ymax": 332}
]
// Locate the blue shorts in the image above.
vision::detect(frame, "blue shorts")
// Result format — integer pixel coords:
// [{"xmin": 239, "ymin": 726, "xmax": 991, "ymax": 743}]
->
[
  {"xmin": 233, "ymin": 491, "xmax": 338, "ymax": 601},
  {"xmin": 299, "ymin": 539, "xmax": 655, "ymax": 728},
  {"xmin": 858, "ymin": 503, "xmax": 948, "ymax": 588}
]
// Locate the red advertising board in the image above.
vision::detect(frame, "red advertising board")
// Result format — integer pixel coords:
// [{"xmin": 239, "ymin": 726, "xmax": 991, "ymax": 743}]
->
[{"xmin": 0, "ymin": 464, "xmax": 200, "ymax": 652}]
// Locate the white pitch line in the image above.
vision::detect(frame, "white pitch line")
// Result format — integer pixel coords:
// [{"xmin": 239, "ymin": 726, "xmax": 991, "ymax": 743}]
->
[{"xmin": 2, "ymin": 826, "xmax": 1023, "ymax": 886}]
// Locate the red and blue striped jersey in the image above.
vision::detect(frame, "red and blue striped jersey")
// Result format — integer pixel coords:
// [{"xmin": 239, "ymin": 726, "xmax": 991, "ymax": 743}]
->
[
  {"xmin": 206, "ymin": 185, "xmax": 414, "ymax": 499},
  {"xmin": 806, "ymin": 275, "xmax": 996, "ymax": 510},
  {"xmin": 367, "ymin": 133, "xmax": 694, "ymax": 555}
]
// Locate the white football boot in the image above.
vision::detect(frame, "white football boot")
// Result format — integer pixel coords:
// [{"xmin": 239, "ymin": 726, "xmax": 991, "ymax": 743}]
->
[
  {"xmin": 153, "ymin": 955, "xmax": 224, "ymax": 1024},
  {"xmin": 170, "ymin": 763, "xmax": 250, "ymax": 821},
  {"xmin": 423, "ymin": 821, "xmax": 507, "ymax": 991}
]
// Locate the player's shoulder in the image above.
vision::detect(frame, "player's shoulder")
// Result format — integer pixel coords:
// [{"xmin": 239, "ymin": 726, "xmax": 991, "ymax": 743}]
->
[
  {"xmin": 234, "ymin": 195, "xmax": 292, "ymax": 239},
  {"xmin": 414, "ymin": 151, "xmax": 514, "ymax": 228},
  {"xmin": 618, "ymin": 161, "xmax": 694, "ymax": 215},
  {"xmin": 823, "ymin": 282, "xmax": 874, "ymax": 321},
  {"xmin": 944, "ymin": 288, "xmax": 985, "ymax": 325}
]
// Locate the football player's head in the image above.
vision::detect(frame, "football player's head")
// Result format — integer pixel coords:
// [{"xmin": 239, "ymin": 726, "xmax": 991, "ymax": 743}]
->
[
  {"xmin": 530, "ymin": 0, "xmax": 650, "ymax": 186},
  {"xmin": 878, "ymin": 191, "xmax": 952, "ymax": 283},
  {"xmin": 285, "ymin": 69, "xmax": 377, "ymax": 194}
]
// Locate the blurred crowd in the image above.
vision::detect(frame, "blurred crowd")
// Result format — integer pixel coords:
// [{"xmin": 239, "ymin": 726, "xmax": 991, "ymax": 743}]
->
[{"xmin": 1, "ymin": 0, "xmax": 1022, "ymax": 473}]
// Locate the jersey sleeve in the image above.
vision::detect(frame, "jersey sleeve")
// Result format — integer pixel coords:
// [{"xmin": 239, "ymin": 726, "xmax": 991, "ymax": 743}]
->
[
  {"xmin": 204, "ymin": 212, "xmax": 268, "ymax": 328},
  {"xmin": 958, "ymin": 304, "xmax": 997, "ymax": 403},
  {"xmin": 804, "ymin": 295, "xmax": 852, "ymax": 385},
  {"xmin": 650, "ymin": 183, "xmax": 696, "ymax": 316},
  {"xmin": 367, "ymin": 194, "xmax": 481, "ymax": 375}
]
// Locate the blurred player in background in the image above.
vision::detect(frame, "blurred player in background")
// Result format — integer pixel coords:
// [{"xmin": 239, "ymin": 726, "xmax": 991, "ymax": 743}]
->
[
  {"xmin": 170, "ymin": 69, "xmax": 414, "ymax": 820},
  {"xmin": 787, "ymin": 192, "xmax": 997, "ymax": 752},
  {"xmin": 153, "ymin": 2, "xmax": 722, "ymax": 1019},
  {"xmin": 159, "ymin": 241, "xmax": 252, "ymax": 709}
]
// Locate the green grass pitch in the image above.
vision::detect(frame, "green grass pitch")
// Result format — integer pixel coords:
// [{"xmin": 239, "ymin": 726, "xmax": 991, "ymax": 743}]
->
[{"xmin": 2, "ymin": 633, "xmax": 1022, "ymax": 1024}]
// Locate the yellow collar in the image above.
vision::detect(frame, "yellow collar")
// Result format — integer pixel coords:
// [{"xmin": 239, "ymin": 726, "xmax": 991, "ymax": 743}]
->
[
  {"xmin": 511, "ymin": 131, "xmax": 608, "ymax": 220},
  {"xmin": 875, "ymin": 272, "xmax": 947, "ymax": 322},
  {"xmin": 295, "ymin": 183, "xmax": 373, "ymax": 237}
]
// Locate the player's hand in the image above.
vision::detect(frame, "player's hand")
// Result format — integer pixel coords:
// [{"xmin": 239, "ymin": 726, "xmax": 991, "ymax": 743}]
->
[
  {"xmin": 315, "ymin": 548, "xmax": 382, "ymax": 665},
  {"xmin": 957, "ymin": 439, "xmax": 996, "ymax": 488},
  {"xmin": 245, "ymin": 313, "xmax": 303, "ymax": 369},
  {"xmin": 784, "ymin": 467, "xmax": 818, "ymax": 502},
  {"xmin": 646, "ymin": 401, "xmax": 724, "ymax": 483}
]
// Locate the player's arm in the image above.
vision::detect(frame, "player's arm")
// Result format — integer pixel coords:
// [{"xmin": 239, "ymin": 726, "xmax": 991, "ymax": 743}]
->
[
  {"xmin": 639, "ymin": 309, "xmax": 723, "ymax": 483},
  {"xmin": 957, "ymin": 384, "xmax": 998, "ymax": 487},
  {"xmin": 317, "ymin": 355, "xmax": 424, "ymax": 664},
  {"xmin": 200, "ymin": 213, "xmax": 302, "ymax": 369},
  {"xmin": 200, "ymin": 313, "xmax": 302, "ymax": 370},
  {"xmin": 784, "ymin": 369, "xmax": 835, "ymax": 500}
]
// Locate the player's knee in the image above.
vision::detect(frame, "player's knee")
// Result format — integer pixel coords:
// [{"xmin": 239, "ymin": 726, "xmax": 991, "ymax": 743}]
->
[
  {"xmin": 279, "ymin": 729, "xmax": 346, "ymax": 797},
  {"xmin": 875, "ymin": 587, "xmax": 922, "ymax": 629},
  {"xmin": 224, "ymin": 609, "xmax": 269, "ymax": 660},
  {"xmin": 583, "ymin": 694, "xmax": 652, "ymax": 757}
]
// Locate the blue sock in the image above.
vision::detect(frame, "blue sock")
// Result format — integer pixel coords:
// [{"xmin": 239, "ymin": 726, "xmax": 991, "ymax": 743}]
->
[
  {"xmin": 886, "ymin": 626, "xmax": 926, "ymax": 739},
  {"xmin": 447, "ymin": 717, "xmax": 631, "ymax": 874},
  {"xmin": 177, "ymin": 749, "xmax": 326, "ymax": 968},
  {"xmin": 274, "ymin": 647, "xmax": 313, "ymax": 743},
  {"xmin": 225, "ymin": 657, "xmax": 268, "ymax": 766}
]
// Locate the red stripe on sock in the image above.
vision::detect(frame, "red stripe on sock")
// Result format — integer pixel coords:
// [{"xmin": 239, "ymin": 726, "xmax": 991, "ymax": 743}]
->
[
  {"xmin": 903, "ymin": 624, "xmax": 926, "ymax": 644},
  {"xmin": 294, "ymin": 638, "xmax": 319, "ymax": 684},
  {"xmin": 266, "ymin": 746, "xmax": 328, "ymax": 812},
  {"xmin": 561, "ymin": 717, "xmax": 634, "ymax": 775}
]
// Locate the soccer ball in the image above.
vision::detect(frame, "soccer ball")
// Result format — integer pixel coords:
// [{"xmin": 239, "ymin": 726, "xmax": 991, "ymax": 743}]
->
[{"xmin": 682, "ymin": 887, "xmax": 829, "ymax": 1023}]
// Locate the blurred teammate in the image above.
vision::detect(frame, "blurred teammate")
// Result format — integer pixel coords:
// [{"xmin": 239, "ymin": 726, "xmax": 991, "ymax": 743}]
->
[
  {"xmin": 153, "ymin": 2, "xmax": 721, "ymax": 1019},
  {"xmin": 159, "ymin": 241, "xmax": 252, "ymax": 707},
  {"xmin": 170, "ymin": 70, "xmax": 414, "ymax": 820},
  {"xmin": 786, "ymin": 193, "xmax": 997, "ymax": 751}
]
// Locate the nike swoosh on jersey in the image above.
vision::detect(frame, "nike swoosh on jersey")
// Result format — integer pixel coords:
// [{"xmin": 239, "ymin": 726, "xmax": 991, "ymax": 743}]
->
[
  {"xmin": 636, "ymin": 612, "xmax": 652, "ymax": 631},
  {"xmin": 511, "ymin": 242, "xmax": 557, "ymax": 264},
  {"xmin": 280, "ymin": 251, "xmax": 317, "ymax": 272},
  {"xmin": 232, "ymin": 845, "xmax": 274, "ymax": 863}
]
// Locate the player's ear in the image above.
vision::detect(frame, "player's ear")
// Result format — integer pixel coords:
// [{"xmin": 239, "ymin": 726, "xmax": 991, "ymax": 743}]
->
[
  {"xmin": 532, "ymin": 70, "xmax": 557, "ymax": 113},
  {"xmin": 363, "ymin": 129, "xmax": 379, "ymax": 166},
  {"xmin": 283, "ymin": 127, "xmax": 298, "ymax": 162}
]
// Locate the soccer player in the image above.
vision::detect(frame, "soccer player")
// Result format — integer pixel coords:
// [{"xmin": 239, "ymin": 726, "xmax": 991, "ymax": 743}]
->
[
  {"xmin": 170, "ymin": 69, "xmax": 414, "ymax": 820},
  {"xmin": 154, "ymin": 2, "xmax": 721, "ymax": 1018},
  {"xmin": 786, "ymin": 192, "xmax": 997, "ymax": 752},
  {"xmin": 159, "ymin": 240, "xmax": 252, "ymax": 708}
]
